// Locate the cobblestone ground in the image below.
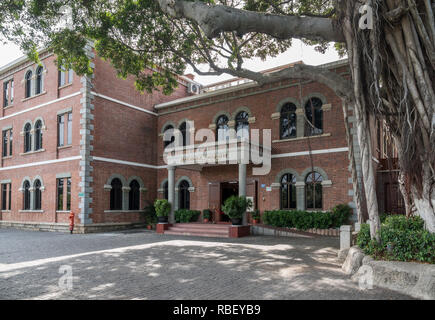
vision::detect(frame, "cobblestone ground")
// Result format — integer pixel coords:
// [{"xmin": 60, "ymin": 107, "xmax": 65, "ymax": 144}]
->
[{"xmin": 0, "ymin": 228, "xmax": 414, "ymax": 300}]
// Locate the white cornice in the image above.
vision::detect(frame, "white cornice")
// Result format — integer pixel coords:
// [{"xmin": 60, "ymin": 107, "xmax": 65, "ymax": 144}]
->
[{"xmin": 155, "ymin": 59, "xmax": 349, "ymax": 110}]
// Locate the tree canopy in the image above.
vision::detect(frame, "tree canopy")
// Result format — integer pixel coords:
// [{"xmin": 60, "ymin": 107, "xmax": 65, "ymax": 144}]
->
[{"xmin": 1, "ymin": 0, "xmax": 434, "ymax": 235}]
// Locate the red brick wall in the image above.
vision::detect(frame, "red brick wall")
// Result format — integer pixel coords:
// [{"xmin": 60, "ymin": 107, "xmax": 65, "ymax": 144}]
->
[{"xmin": 0, "ymin": 54, "xmax": 82, "ymax": 224}]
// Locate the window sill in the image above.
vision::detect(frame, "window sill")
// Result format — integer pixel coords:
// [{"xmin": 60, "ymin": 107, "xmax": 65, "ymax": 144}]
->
[
  {"xmin": 3, "ymin": 104, "xmax": 13, "ymax": 110},
  {"xmin": 56, "ymin": 210, "xmax": 71, "ymax": 213},
  {"xmin": 272, "ymin": 133, "xmax": 331, "ymax": 144},
  {"xmin": 1, "ymin": 210, "xmax": 11, "ymax": 212},
  {"xmin": 21, "ymin": 91, "xmax": 47, "ymax": 102},
  {"xmin": 104, "ymin": 210, "xmax": 145, "ymax": 213},
  {"xmin": 2, "ymin": 155, "xmax": 12, "ymax": 160},
  {"xmin": 57, "ymin": 145, "xmax": 72, "ymax": 150},
  {"xmin": 20, "ymin": 149, "xmax": 45, "ymax": 156},
  {"xmin": 58, "ymin": 83, "xmax": 73, "ymax": 90},
  {"xmin": 19, "ymin": 210, "xmax": 44, "ymax": 213}
]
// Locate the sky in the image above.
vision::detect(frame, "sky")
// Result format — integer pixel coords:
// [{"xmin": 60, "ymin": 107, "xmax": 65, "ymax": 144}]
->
[{"xmin": 0, "ymin": 40, "xmax": 344, "ymax": 86}]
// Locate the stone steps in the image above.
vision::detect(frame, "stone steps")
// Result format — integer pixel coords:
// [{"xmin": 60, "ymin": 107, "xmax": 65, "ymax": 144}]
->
[{"xmin": 164, "ymin": 223, "xmax": 231, "ymax": 238}]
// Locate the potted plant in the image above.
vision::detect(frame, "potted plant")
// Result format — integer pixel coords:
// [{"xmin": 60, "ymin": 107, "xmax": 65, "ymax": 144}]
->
[
  {"xmin": 251, "ymin": 209, "xmax": 260, "ymax": 225},
  {"xmin": 221, "ymin": 196, "xmax": 252, "ymax": 226},
  {"xmin": 144, "ymin": 201, "xmax": 157, "ymax": 230},
  {"xmin": 154, "ymin": 199, "xmax": 171, "ymax": 223},
  {"xmin": 203, "ymin": 209, "xmax": 212, "ymax": 223}
]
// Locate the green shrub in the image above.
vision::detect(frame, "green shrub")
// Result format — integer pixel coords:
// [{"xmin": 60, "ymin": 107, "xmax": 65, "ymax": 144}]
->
[
  {"xmin": 262, "ymin": 209, "xmax": 348, "ymax": 230},
  {"xmin": 202, "ymin": 209, "xmax": 212, "ymax": 219},
  {"xmin": 154, "ymin": 199, "xmax": 171, "ymax": 217},
  {"xmin": 379, "ymin": 213, "xmax": 389, "ymax": 223},
  {"xmin": 252, "ymin": 209, "xmax": 260, "ymax": 220},
  {"xmin": 383, "ymin": 215, "xmax": 425, "ymax": 231},
  {"xmin": 357, "ymin": 218, "xmax": 435, "ymax": 264},
  {"xmin": 356, "ymin": 223, "xmax": 372, "ymax": 249},
  {"xmin": 221, "ymin": 196, "xmax": 252, "ymax": 219},
  {"xmin": 175, "ymin": 209, "xmax": 201, "ymax": 223},
  {"xmin": 330, "ymin": 204, "xmax": 353, "ymax": 226}
]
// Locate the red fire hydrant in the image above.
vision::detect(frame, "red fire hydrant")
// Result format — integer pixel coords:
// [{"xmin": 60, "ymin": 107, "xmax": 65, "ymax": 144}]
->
[{"xmin": 69, "ymin": 212, "xmax": 75, "ymax": 234}]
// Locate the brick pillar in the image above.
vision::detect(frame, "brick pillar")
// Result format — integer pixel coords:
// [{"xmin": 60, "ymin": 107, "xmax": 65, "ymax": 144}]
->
[
  {"xmin": 296, "ymin": 182, "xmax": 305, "ymax": 210},
  {"xmin": 296, "ymin": 109, "xmax": 305, "ymax": 138},
  {"xmin": 239, "ymin": 163, "xmax": 247, "ymax": 225},
  {"xmin": 168, "ymin": 166, "xmax": 176, "ymax": 223}
]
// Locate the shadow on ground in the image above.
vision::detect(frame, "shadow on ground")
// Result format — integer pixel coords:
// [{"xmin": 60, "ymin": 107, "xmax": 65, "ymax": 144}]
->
[{"xmin": 0, "ymin": 233, "xmax": 414, "ymax": 300}]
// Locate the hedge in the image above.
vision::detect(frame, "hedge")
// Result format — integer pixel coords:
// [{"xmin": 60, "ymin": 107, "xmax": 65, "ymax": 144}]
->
[
  {"xmin": 357, "ymin": 215, "xmax": 435, "ymax": 264},
  {"xmin": 175, "ymin": 209, "xmax": 201, "ymax": 223},
  {"xmin": 262, "ymin": 204, "xmax": 352, "ymax": 230}
]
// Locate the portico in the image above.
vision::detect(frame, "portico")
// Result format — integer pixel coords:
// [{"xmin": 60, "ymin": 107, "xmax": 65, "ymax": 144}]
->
[{"xmin": 164, "ymin": 138, "xmax": 263, "ymax": 226}]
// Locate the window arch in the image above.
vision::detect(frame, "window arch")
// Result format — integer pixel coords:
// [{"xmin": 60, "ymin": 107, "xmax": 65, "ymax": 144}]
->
[
  {"xmin": 280, "ymin": 173, "xmax": 297, "ymax": 210},
  {"xmin": 236, "ymin": 111, "xmax": 249, "ymax": 139},
  {"xmin": 163, "ymin": 125, "xmax": 175, "ymax": 149},
  {"xmin": 305, "ymin": 172, "xmax": 323, "ymax": 210},
  {"xmin": 280, "ymin": 103, "xmax": 297, "ymax": 139},
  {"xmin": 35, "ymin": 66, "xmax": 43, "ymax": 95},
  {"xmin": 23, "ymin": 180, "xmax": 31, "ymax": 210},
  {"xmin": 129, "ymin": 180, "xmax": 140, "ymax": 210},
  {"xmin": 35, "ymin": 120, "xmax": 43, "ymax": 151},
  {"xmin": 24, "ymin": 123, "xmax": 32, "ymax": 153},
  {"xmin": 34, "ymin": 179, "xmax": 42, "ymax": 210},
  {"xmin": 25, "ymin": 71, "xmax": 32, "ymax": 98},
  {"xmin": 216, "ymin": 115, "xmax": 229, "ymax": 142},
  {"xmin": 110, "ymin": 178, "xmax": 123, "ymax": 210},
  {"xmin": 178, "ymin": 180, "xmax": 190, "ymax": 210},
  {"xmin": 179, "ymin": 122, "xmax": 188, "ymax": 147},
  {"xmin": 305, "ymin": 97, "xmax": 323, "ymax": 136}
]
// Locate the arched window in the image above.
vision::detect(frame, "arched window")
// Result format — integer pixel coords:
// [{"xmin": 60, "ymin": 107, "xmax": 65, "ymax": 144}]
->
[
  {"xmin": 129, "ymin": 180, "xmax": 140, "ymax": 210},
  {"xmin": 280, "ymin": 103, "xmax": 297, "ymax": 139},
  {"xmin": 110, "ymin": 178, "xmax": 123, "ymax": 210},
  {"xmin": 305, "ymin": 172, "xmax": 323, "ymax": 210},
  {"xmin": 179, "ymin": 122, "xmax": 188, "ymax": 147},
  {"xmin": 34, "ymin": 179, "xmax": 42, "ymax": 210},
  {"xmin": 35, "ymin": 66, "xmax": 43, "ymax": 95},
  {"xmin": 163, "ymin": 181, "xmax": 168, "ymax": 200},
  {"xmin": 305, "ymin": 97, "xmax": 323, "ymax": 136},
  {"xmin": 178, "ymin": 180, "xmax": 190, "ymax": 210},
  {"xmin": 280, "ymin": 173, "xmax": 297, "ymax": 210},
  {"xmin": 24, "ymin": 123, "xmax": 32, "ymax": 153},
  {"xmin": 163, "ymin": 125, "xmax": 175, "ymax": 150},
  {"xmin": 216, "ymin": 115, "xmax": 229, "ymax": 142},
  {"xmin": 236, "ymin": 111, "xmax": 249, "ymax": 139},
  {"xmin": 25, "ymin": 71, "xmax": 32, "ymax": 98},
  {"xmin": 23, "ymin": 180, "xmax": 31, "ymax": 210},
  {"xmin": 35, "ymin": 120, "xmax": 43, "ymax": 151}
]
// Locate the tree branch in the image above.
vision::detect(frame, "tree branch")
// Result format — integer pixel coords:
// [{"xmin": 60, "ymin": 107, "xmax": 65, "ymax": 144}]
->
[{"xmin": 157, "ymin": 0, "xmax": 345, "ymax": 43}]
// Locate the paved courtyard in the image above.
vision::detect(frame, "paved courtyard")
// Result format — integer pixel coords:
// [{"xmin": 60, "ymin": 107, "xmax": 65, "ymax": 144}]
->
[{"xmin": 0, "ymin": 228, "xmax": 414, "ymax": 300}]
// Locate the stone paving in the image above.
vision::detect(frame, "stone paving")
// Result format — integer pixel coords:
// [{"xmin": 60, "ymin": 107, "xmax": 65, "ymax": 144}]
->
[{"xmin": 0, "ymin": 228, "xmax": 414, "ymax": 300}]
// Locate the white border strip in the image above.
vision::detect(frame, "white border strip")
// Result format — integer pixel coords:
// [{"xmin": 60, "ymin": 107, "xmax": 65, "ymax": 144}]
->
[
  {"xmin": 91, "ymin": 92, "xmax": 158, "ymax": 116},
  {"xmin": 272, "ymin": 147, "xmax": 349, "ymax": 159},
  {"xmin": 0, "ymin": 156, "xmax": 81, "ymax": 171},
  {"xmin": 93, "ymin": 156, "xmax": 165, "ymax": 169},
  {"xmin": 93, "ymin": 147, "xmax": 349, "ymax": 171},
  {"xmin": 0, "ymin": 92, "xmax": 81, "ymax": 121}
]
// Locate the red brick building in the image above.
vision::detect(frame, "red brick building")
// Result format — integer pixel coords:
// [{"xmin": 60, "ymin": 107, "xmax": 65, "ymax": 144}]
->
[{"xmin": 1, "ymin": 47, "xmax": 395, "ymax": 233}]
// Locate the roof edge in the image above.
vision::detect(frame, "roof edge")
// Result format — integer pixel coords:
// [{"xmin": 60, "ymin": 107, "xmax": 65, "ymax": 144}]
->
[{"xmin": 155, "ymin": 58, "xmax": 349, "ymax": 110}]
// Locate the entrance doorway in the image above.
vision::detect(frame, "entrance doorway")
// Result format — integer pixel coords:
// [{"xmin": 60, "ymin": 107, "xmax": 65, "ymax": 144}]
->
[{"xmin": 220, "ymin": 182, "xmax": 239, "ymax": 222}]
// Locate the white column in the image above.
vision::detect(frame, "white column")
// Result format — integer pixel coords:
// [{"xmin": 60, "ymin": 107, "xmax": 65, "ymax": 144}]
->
[
  {"xmin": 168, "ymin": 166, "xmax": 176, "ymax": 224},
  {"xmin": 238, "ymin": 163, "xmax": 247, "ymax": 225}
]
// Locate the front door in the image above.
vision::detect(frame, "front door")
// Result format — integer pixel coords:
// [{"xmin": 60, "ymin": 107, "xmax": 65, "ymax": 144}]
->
[
  {"xmin": 221, "ymin": 182, "xmax": 239, "ymax": 222},
  {"xmin": 208, "ymin": 182, "xmax": 221, "ymax": 222}
]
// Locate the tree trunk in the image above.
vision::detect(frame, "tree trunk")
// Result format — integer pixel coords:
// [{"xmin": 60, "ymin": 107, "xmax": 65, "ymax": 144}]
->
[
  {"xmin": 412, "ymin": 162, "xmax": 435, "ymax": 233},
  {"xmin": 342, "ymin": 101, "xmax": 365, "ymax": 224}
]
